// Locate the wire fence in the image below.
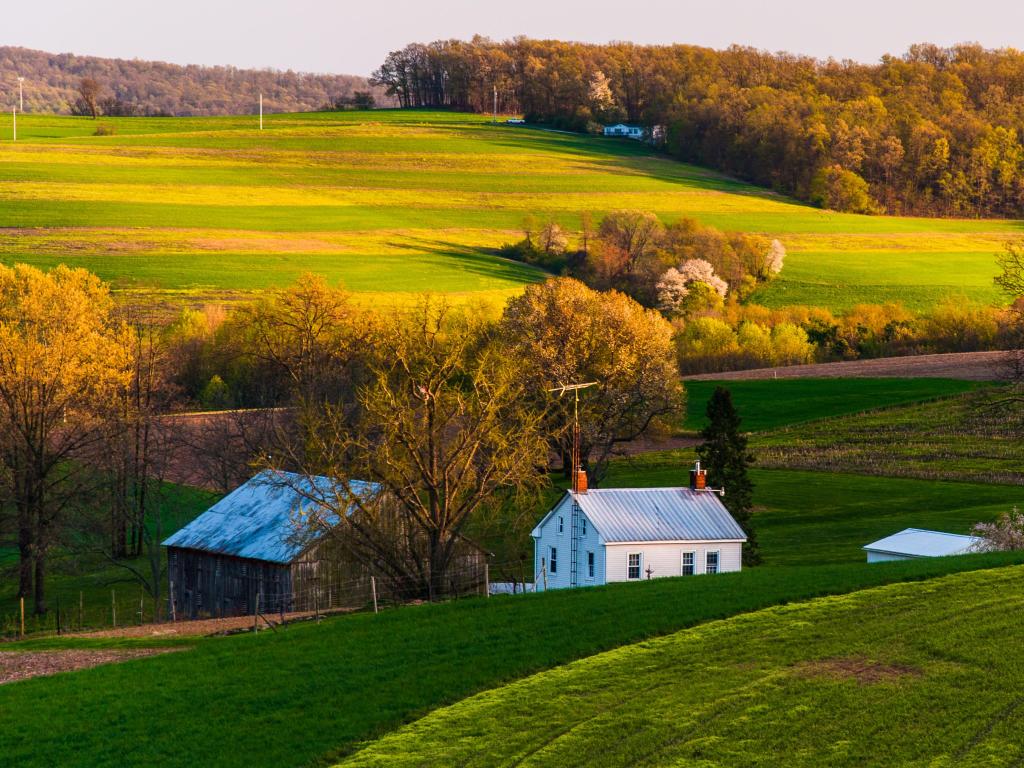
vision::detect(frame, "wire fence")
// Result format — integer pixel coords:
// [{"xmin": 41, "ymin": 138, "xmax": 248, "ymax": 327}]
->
[{"xmin": 1, "ymin": 559, "xmax": 534, "ymax": 641}]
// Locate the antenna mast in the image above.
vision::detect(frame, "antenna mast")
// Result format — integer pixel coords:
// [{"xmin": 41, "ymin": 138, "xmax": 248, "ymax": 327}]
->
[
  {"xmin": 548, "ymin": 382, "xmax": 597, "ymax": 492},
  {"xmin": 548, "ymin": 381, "xmax": 597, "ymax": 588}
]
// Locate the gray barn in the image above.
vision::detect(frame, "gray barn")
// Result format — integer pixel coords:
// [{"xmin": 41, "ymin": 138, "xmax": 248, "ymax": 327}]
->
[{"xmin": 163, "ymin": 470, "xmax": 373, "ymax": 619}]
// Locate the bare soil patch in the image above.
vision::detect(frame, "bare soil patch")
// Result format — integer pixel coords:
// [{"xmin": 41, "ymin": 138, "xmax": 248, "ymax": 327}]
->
[
  {"xmin": 0, "ymin": 648, "xmax": 184, "ymax": 685},
  {"xmin": 79, "ymin": 607, "xmax": 355, "ymax": 639},
  {"xmin": 684, "ymin": 351, "xmax": 1009, "ymax": 382},
  {"xmin": 792, "ymin": 656, "xmax": 921, "ymax": 685}
]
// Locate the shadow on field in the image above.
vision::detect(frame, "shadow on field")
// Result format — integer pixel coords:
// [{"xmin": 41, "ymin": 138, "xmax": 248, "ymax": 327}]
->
[{"xmin": 386, "ymin": 236, "xmax": 547, "ymax": 284}]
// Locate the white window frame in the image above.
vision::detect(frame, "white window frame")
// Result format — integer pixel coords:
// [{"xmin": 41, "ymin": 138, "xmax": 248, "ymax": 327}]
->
[
  {"xmin": 627, "ymin": 552, "xmax": 642, "ymax": 580},
  {"xmin": 681, "ymin": 551, "xmax": 696, "ymax": 576},
  {"xmin": 558, "ymin": 516, "xmax": 564, "ymax": 535},
  {"xmin": 550, "ymin": 546, "xmax": 558, "ymax": 574},
  {"xmin": 587, "ymin": 551, "xmax": 595, "ymax": 579},
  {"xmin": 706, "ymin": 550, "xmax": 720, "ymax": 575}
]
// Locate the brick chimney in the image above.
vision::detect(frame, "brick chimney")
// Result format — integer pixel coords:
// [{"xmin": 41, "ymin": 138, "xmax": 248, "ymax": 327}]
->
[
  {"xmin": 689, "ymin": 460, "xmax": 706, "ymax": 491},
  {"xmin": 574, "ymin": 469, "xmax": 588, "ymax": 494}
]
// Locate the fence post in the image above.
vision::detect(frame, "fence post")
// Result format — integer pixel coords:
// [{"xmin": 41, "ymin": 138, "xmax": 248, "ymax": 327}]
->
[
  {"xmin": 139, "ymin": 587, "xmax": 144, "ymax": 625},
  {"xmin": 541, "ymin": 558, "xmax": 548, "ymax": 591},
  {"xmin": 314, "ymin": 579, "xmax": 320, "ymax": 623},
  {"xmin": 254, "ymin": 587, "xmax": 261, "ymax": 633},
  {"xmin": 56, "ymin": 595, "xmax": 61, "ymax": 636},
  {"xmin": 169, "ymin": 581, "xmax": 176, "ymax": 623},
  {"xmin": 484, "ymin": 563, "xmax": 490, "ymax": 598},
  {"xmin": 19, "ymin": 597, "xmax": 24, "ymax": 639},
  {"xmin": 111, "ymin": 589, "xmax": 116, "ymax": 628},
  {"xmin": 79, "ymin": 591, "xmax": 83, "ymax": 630},
  {"xmin": 371, "ymin": 576, "xmax": 379, "ymax": 614}
]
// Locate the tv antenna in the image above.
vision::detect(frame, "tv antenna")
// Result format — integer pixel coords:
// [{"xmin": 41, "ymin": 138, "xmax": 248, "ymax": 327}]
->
[{"xmin": 547, "ymin": 382, "xmax": 597, "ymax": 493}]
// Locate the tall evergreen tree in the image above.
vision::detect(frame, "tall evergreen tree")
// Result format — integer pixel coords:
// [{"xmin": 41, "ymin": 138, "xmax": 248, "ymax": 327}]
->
[{"xmin": 696, "ymin": 386, "xmax": 760, "ymax": 565}]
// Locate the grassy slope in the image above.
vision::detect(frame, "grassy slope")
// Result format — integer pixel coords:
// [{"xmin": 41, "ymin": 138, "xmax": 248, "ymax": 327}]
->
[
  {"xmin": 340, "ymin": 565, "xmax": 1024, "ymax": 767},
  {"xmin": 1, "ymin": 110, "xmax": 1019, "ymax": 310},
  {"xmin": 3, "ymin": 553, "xmax": 1024, "ymax": 768},
  {"xmin": 682, "ymin": 377, "xmax": 984, "ymax": 432}
]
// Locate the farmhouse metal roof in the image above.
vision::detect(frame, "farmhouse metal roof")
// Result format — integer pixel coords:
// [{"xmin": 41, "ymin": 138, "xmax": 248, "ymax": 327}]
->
[
  {"xmin": 533, "ymin": 487, "xmax": 747, "ymax": 543},
  {"xmin": 162, "ymin": 470, "xmax": 376, "ymax": 564},
  {"xmin": 863, "ymin": 528, "xmax": 983, "ymax": 558}
]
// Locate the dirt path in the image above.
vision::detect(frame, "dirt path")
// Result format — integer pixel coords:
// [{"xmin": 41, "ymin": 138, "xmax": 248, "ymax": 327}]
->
[
  {"xmin": 0, "ymin": 648, "xmax": 184, "ymax": 685},
  {"xmin": 683, "ymin": 350, "xmax": 1011, "ymax": 382},
  {"xmin": 77, "ymin": 606, "xmax": 355, "ymax": 639}
]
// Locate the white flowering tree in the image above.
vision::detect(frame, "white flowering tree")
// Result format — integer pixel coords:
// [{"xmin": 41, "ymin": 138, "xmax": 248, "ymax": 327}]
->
[
  {"xmin": 972, "ymin": 507, "xmax": 1024, "ymax": 551},
  {"xmin": 657, "ymin": 259, "xmax": 728, "ymax": 316},
  {"xmin": 767, "ymin": 239, "xmax": 785, "ymax": 276}
]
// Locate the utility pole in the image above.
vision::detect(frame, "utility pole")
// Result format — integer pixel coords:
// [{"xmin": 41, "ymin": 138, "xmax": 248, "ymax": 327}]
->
[
  {"xmin": 492, "ymin": 85, "xmax": 497, "ymax": 123},
  {"xmin": 259, "ymin": 93, "xmax": 263, "ymax": 130},
  {"xmin": 11, "ymin": 108, "xmax": 15, "ymax": 142},
  {"xmin": 18, "ymin": 77, "xmax": 24, "ymax": 112}
]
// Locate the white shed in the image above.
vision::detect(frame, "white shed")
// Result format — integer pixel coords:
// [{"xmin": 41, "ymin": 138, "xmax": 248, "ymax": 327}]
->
[
  {"xmin": 531, "ymin": 485, "xmax": 747, "ymax": 590},
  {"xmin": 863, "ymin": 528, "xmax": 982, "ymax": 563},
  {"xmin": 602, "ymin": 124, "xmax": 644, "ymax": 139}
]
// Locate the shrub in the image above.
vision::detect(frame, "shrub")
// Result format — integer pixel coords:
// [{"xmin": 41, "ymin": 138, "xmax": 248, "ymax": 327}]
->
[
  {"xmin": 809, "ymin": 165, "xmax": 880, "ymax": 214},
  {"xmin": 93, "ymin": 124, "xmax": 116, "ymax": 136}
]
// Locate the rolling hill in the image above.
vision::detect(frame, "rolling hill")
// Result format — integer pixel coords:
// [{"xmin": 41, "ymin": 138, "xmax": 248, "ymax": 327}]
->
[
  {"xmin": 0, "ymin": 109, "xmax": 1019, "ymax": 311},
  {"xmin": 339, "ymin": 565, "xmax": 1024, "ymax": 767}
]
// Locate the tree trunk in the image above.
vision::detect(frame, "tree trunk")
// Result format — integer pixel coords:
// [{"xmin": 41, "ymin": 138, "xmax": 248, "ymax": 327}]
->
[
  {"xmin": 17, "ymin": 512, "xmax": 33, "ymax": 599},
  {"xmin": 34, "ymin": 552, "xmax": 46, "ymax": 615}
]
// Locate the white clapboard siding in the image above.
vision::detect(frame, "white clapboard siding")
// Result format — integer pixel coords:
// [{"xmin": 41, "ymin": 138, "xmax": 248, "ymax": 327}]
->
[{"xmin": 604, "ymin": 541, "xmax": 743, "ymax": 582}]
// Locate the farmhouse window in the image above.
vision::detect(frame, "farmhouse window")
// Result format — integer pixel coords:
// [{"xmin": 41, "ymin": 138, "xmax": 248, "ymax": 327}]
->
[
  {"xmin": 550, "ymin": 547, "xmax": 558, "ymax": 574},
  {"xmin": 587, "ymin": 551, "xmax": 595, "ymax": 579},
  {"xmin": 681, "ymin": 551, "xmax": 695, "ymax": 576},
  {"xmin": 627, "ymin": 553, "xmax": 641, "ymax": 580},
  {"xmin": 558, "ymin": 516, "xmax": 564, "ymax": 534},
  {"xmin": 706, "ymin": 551, "xmax": 720, "ymax": 575},
  {"xmin": 581, "ymin": 518, "xmax": 587, "ymax": 536}
]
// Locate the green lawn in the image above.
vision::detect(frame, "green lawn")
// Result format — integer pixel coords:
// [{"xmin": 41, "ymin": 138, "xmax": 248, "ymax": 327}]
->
[
  {"xmin": 682, "ymin": 378, "xmax": 984, "ymax": 433},
  {"xmin": 1, "ymin": 109, "xmax": 1019, "ymax": 310},
  {"xmin": 339, "ymin": 565, "xmax": 1024, "ymax": 767},
  {"xmin": 3, "ymin": 552, "xmax": 1024, "ymax": 767}
]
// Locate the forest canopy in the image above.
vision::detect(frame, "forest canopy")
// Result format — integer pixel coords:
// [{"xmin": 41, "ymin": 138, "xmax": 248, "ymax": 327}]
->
[
  {"xmin": 372, "ymin": 37, "xmax": 1024, "ymax": 218},
  {"xmin": 0, "ymin": 46, "xmax": 390, "ymax": 116}
]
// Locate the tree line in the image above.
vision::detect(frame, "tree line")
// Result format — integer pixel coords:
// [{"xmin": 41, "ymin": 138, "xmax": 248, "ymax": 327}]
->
[
  {"xmin": 1, "ymin": 46, "xmax": 390, "ymax": 117},
  {"xmin": 373, "ymin": 37, "xmax": 1024, "ymax": 217}
]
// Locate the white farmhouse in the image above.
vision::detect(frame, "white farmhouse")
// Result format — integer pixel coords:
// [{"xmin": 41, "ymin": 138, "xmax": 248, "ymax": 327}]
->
[
  {"xmin": 531, "ymin": 467, "xmax": 747, "ymax": 590},
  {"xmin": 863, "ymin": 528, "xmax": 982, "ymax": 563},
  {"xmin": 602, "ymin": 123, "xmax": 644, "ymax": 140}
]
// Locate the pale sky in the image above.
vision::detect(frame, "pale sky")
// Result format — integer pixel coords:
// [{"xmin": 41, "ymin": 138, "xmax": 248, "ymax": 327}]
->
[{"xmin": 5, "ymin": 0, "xmax": 1024, "ymax": 76}]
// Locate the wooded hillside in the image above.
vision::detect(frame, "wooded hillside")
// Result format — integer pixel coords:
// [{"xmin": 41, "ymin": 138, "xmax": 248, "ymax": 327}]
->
[
  {"xmin": 0, "ymin": 46, "xmax": 389, "ymax": 116},
  {"xmin": 373, "ymin": 38, "xmax": 1024, "ymax": 218}
]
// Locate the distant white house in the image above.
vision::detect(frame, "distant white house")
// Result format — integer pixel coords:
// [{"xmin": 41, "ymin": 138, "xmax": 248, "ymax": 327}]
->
[
  {"xmin": 603, "ymin": 123, "xmax": 644, "ymax": 140},
  {"xmin": 505, "ymin": 118, "xmax": 526, "ymax": 125},
  {"xmin": 863, "ymin": 528, "xmax": 983, "ymax": 563},
  {"xmin": 531, "ymin": 464, "xmax": 747, "ymax": 590}
]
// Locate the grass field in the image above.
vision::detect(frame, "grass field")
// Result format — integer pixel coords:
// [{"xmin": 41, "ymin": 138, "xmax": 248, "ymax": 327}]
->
[
  {"xmin": 1, "ymin": 110, "xmax": 1020, "ymax": 310},
  {"xmin": 754, "ymin": 387, "xmax": 1024, "ymax": 485},
  {"xmin": 3, "ymin": 552, "xmax": 1024, "ymax": 767},
  {"xmin": 682, "ymin": 377, "xmax": 984, "ymax": 432},
  {"xmin": 340, "ymin": 565, "xmax": 1024, "ymax": 767}
]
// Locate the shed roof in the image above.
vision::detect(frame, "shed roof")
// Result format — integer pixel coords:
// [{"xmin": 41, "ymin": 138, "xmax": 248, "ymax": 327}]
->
[
  {"xmin": 863, "ymin": 528, "xmax": 982, "ymax": 558},
  {"xmin": 162, "ymin": 471, "xmax": 376, "ymax": 564},
  {"xmin": 533, "ymin": 488, "xmax": 747, "ymax": 543}
]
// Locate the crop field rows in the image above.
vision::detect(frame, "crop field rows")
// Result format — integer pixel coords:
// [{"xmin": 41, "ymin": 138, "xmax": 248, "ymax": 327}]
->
[{"xmin": 1, "ymin": 110, "xmax": 1020, "ymax": 311}]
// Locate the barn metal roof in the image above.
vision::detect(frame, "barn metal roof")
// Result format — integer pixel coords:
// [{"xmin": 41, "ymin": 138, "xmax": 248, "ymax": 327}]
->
[
  {"xmin": 162, "ymin": 470, "xmax": 376, "ymax": 564},
  {"xmin": 863, "ymin": 528, "xmax": 983, "ymax": 558},
  {"xmin": 533, "ymin": 488, "xmax": 747, "ymax": 543}
]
